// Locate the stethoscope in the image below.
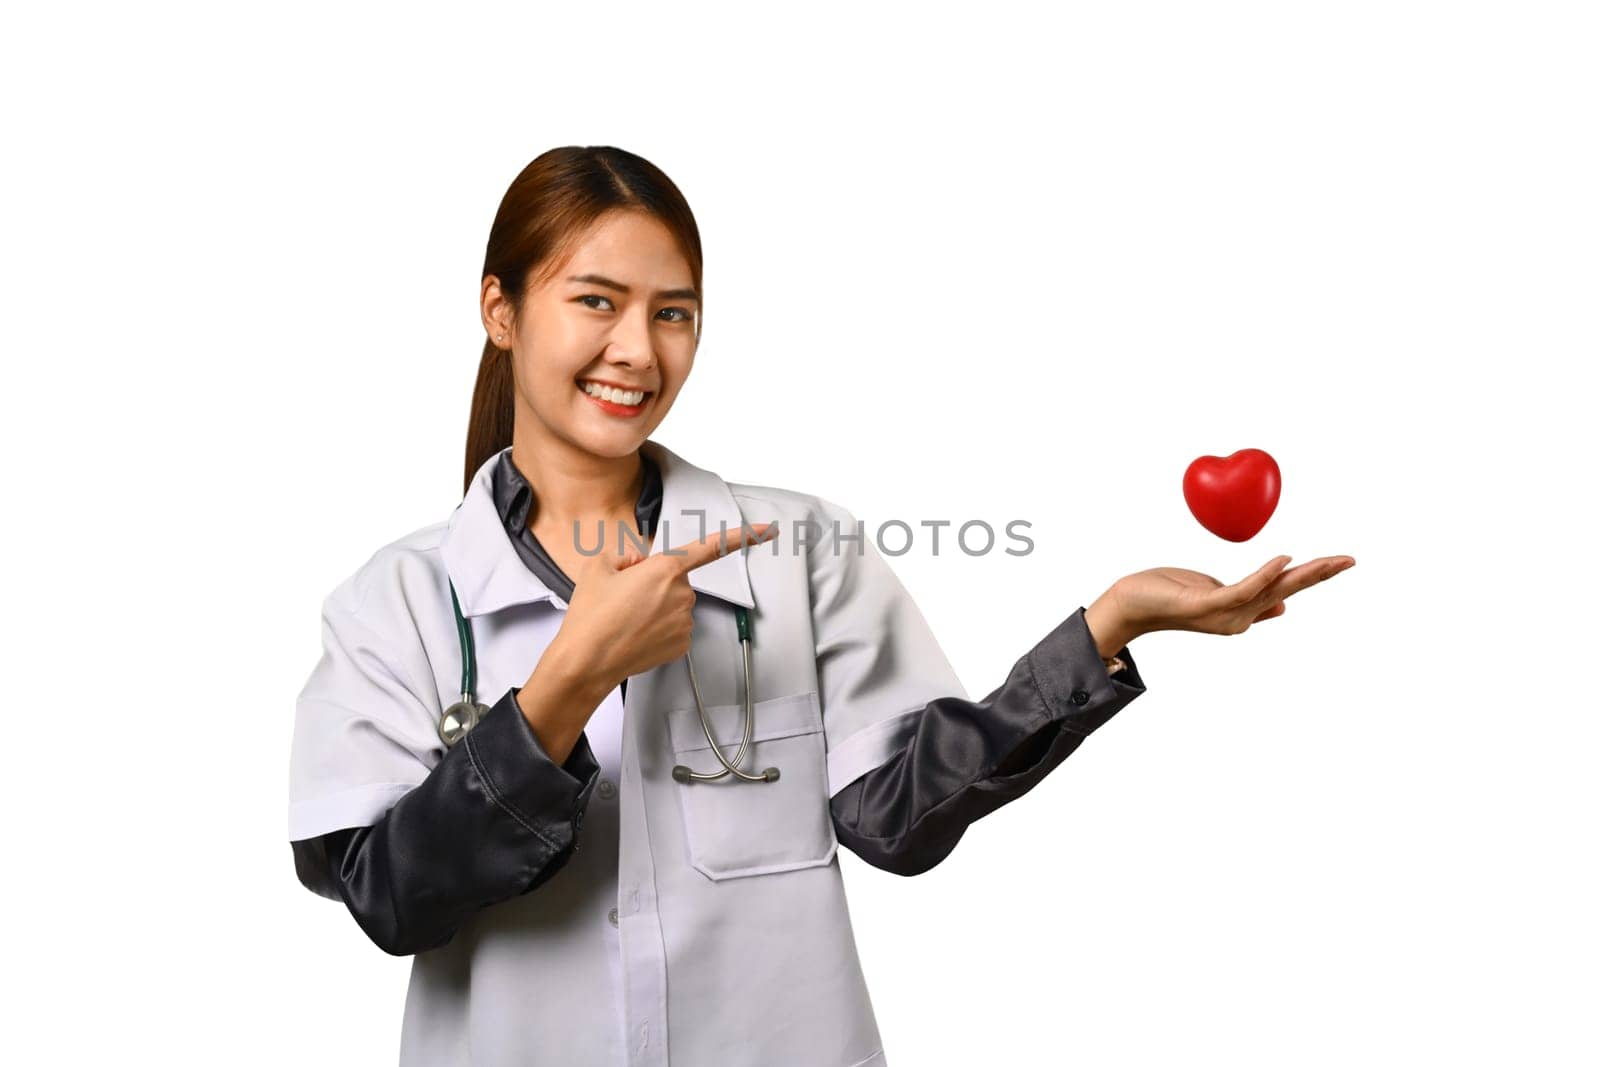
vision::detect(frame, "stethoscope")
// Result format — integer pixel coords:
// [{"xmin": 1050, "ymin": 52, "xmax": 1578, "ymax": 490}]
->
[{"xmin": 441, "ymin": 579, "xmax": 778, "ymax": 784}]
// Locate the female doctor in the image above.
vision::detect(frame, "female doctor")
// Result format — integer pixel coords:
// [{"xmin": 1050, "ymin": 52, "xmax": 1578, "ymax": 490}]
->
[{"xmin": 287, "ymin": 145, "xmax": 1355, "ymax": 1067}]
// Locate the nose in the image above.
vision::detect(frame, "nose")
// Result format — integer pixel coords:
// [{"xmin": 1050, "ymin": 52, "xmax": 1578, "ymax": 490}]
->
[{"xmin": 603, "ymin": 306, "xmax": 657, "ymax": 372}]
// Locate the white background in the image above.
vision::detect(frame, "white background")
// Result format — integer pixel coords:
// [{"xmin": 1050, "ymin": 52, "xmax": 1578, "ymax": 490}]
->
[{"xmin": 4, "ymin": 1, "xmax": 1596, "ymax": 1064}]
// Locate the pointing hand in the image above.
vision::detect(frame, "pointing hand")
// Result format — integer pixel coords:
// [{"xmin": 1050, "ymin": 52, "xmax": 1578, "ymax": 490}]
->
[{"xmin": 559, "ymin": 521, "xmax": 780, "ymax": 690}]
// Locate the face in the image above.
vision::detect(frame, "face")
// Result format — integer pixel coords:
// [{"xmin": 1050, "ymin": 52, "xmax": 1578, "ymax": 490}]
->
[{"xmin": 482, "ymin": 210, "xmax": 699, "ymax": 462}]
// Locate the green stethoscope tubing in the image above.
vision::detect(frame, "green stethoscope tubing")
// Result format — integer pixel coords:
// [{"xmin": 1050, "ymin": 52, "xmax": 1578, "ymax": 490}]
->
[
  {"xmin": 442, "ymin": 579, "xmax": 778, "ymax": 784},
  {"xmin": 436, "ymin": 581, "xmax": 491, "ymax": 748},
  {"xmin": 452, "ymin": 580, "xmax": 478, "ymax": 705}
]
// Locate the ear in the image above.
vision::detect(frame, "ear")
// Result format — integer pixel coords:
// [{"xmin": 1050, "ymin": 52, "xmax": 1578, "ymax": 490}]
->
[{"xmin": 481, "ymin": 274, "xmax": 515, "ymax": 348}]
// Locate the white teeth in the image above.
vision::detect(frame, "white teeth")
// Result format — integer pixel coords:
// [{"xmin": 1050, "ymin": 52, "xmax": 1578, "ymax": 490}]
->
[{"xmin": 581, "ymin": 381, "xmax": 646, "ymax": 406}]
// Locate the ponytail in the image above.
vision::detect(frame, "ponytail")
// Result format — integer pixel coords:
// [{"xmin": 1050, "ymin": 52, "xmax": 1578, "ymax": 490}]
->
[{"xmin": 462, "ymin": 337, "xmax": 517, "ymax": 497}]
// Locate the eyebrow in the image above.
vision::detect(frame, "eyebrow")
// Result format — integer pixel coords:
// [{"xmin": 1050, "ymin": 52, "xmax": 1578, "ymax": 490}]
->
[{"xmin": 566, "ymin": 273, "xmax": 700, "ymax": 303}]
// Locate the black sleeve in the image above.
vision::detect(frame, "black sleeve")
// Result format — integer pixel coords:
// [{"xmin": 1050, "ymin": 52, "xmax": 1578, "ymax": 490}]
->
[
  {"xmin": 289, "ymin": 684, "xmax": 602, "ymax": 956},
  {"xmin": 828, "ymin": 605, "xmax": 1147, "ymax": 877}
]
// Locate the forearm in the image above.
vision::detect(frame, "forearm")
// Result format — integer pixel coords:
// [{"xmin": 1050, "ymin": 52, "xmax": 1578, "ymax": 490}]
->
[
  {"xmin": 517, "ymin": 635, "xmax": 614, "ymax": 766},
  {"xmin": 295, "ymin": 685, "xmax": 601, "ymax": 956},
  {"xmin": 831, "ymin": 605, "xmax": 1148, "ymax": 877}
]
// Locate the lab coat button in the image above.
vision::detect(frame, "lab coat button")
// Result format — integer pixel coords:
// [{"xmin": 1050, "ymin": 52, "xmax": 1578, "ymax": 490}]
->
[
  {"xmin": 598, "ymin": 777, "xmax": 616, "ymax": 800},
  {"xmin": 608, "ymin": 907, "xmax": 619, "ymax": 927},
  {"xmin": 1070, "ymin": 688, "xmax": 1090, "ymax": 706}
]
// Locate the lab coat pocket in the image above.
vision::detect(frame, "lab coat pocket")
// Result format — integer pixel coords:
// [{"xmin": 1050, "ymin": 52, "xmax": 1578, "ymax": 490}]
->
[{"xmin": 666, "ymin": 690, "xmax": 838, "ymax": 881}]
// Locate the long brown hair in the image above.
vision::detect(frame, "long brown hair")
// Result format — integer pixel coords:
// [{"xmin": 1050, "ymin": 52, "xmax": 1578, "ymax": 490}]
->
[{"xmin": 463, "ymin": 146, "xmax": 704, "ymax": 495}]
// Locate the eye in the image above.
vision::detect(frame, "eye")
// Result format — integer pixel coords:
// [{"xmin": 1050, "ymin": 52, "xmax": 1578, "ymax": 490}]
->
[
  {"xmin": 577, "ymin": 294, "xmax": 614, "ymax": 311},
  {"xmin": 658, "ymin": 307, "xmax": 693, "ymax": 323}
]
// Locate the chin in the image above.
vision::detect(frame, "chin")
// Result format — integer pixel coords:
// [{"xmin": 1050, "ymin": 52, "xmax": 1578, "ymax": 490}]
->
[{"xmin": 567, "ymin": 422, "xmax": 653, "ymax": 459}]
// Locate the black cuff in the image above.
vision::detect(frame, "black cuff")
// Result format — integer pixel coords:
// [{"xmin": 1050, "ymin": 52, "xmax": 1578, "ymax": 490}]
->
[
  {"xmin": 465, "ymin": 686, "xmax": 602, "ymax": 862},
  {"xmin": 1027, "ymin": 606, "xmax": 1147, "ymax": 737}
]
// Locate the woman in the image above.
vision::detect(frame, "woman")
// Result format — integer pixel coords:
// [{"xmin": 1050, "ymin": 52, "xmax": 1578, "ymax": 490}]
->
[{"xmin": 287, "ymin": 146, "xmax": 1355, "ymax": 1067}]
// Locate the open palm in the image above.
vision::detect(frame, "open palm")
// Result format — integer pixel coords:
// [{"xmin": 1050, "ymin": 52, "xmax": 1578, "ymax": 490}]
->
[{"xmin": 1116, "ymin": 554, "xmax": 1356, "ymax": 637}]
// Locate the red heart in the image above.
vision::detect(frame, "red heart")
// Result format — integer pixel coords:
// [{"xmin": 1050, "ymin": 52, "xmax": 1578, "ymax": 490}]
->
[{"xmin": 1183, "ymin": 448, "xmax": 1281, "ymax": 542}]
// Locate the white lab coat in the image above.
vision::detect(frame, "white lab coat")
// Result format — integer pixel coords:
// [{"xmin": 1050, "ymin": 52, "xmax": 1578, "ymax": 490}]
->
[{"xmin": 288, "ymin": 438, "xmax": 971, "ymax": 1066}]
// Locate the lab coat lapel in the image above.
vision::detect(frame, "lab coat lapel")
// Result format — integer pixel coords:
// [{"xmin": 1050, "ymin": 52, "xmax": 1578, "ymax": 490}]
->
[
  {"xmin": 641, "ymin": 438, "xmax": 755, "ymax": 611},
  {"xmin": 440, "ymin": 448, "xmax": 562, "ymax": 618},
  {"xmin": 441, "ymin": 440, "xmax": 755, "ymax": 619}
]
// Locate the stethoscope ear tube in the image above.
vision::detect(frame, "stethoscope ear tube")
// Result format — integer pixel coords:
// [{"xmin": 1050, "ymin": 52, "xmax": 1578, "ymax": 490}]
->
[{"xmin": 672, "ymin": 607, "xmax": 779, "ymax": 784}]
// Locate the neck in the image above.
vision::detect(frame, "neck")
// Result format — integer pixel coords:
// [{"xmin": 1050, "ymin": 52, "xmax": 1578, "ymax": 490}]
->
[{"xmin": 509, "ymin": 429, "xmax": 644, "ymax": 532}]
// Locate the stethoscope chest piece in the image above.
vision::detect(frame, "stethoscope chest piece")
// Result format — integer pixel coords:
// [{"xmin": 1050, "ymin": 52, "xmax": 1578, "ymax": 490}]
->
[{"xmin": 439, "ymin": 697, "xmax": 489, "ymax": 748}]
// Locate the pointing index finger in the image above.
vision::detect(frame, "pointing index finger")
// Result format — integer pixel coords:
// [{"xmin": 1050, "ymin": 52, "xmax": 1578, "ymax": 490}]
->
[{"xmin": 667, "ymin": 521, "xmax": 779, "ymax": 575}]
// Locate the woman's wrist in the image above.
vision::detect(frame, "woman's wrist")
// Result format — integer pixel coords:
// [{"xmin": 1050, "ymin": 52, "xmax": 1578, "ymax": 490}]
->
[
  {"xmin": 534, "ymin": 634, "xmax": 616, "ymax": 707},
  {"xmin": 517, "ymin": 636, "xmax": 613, "ymax": 761},
  {"xmin": 1084, "ymin": 586, "xmax": 1140, "ymax": 661}
]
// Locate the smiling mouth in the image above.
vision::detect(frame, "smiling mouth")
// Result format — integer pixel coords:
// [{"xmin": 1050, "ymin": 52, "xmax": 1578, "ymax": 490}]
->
[{"xmin": 577, "ymin": 378, "xmax": 652, "ymax": 415}]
